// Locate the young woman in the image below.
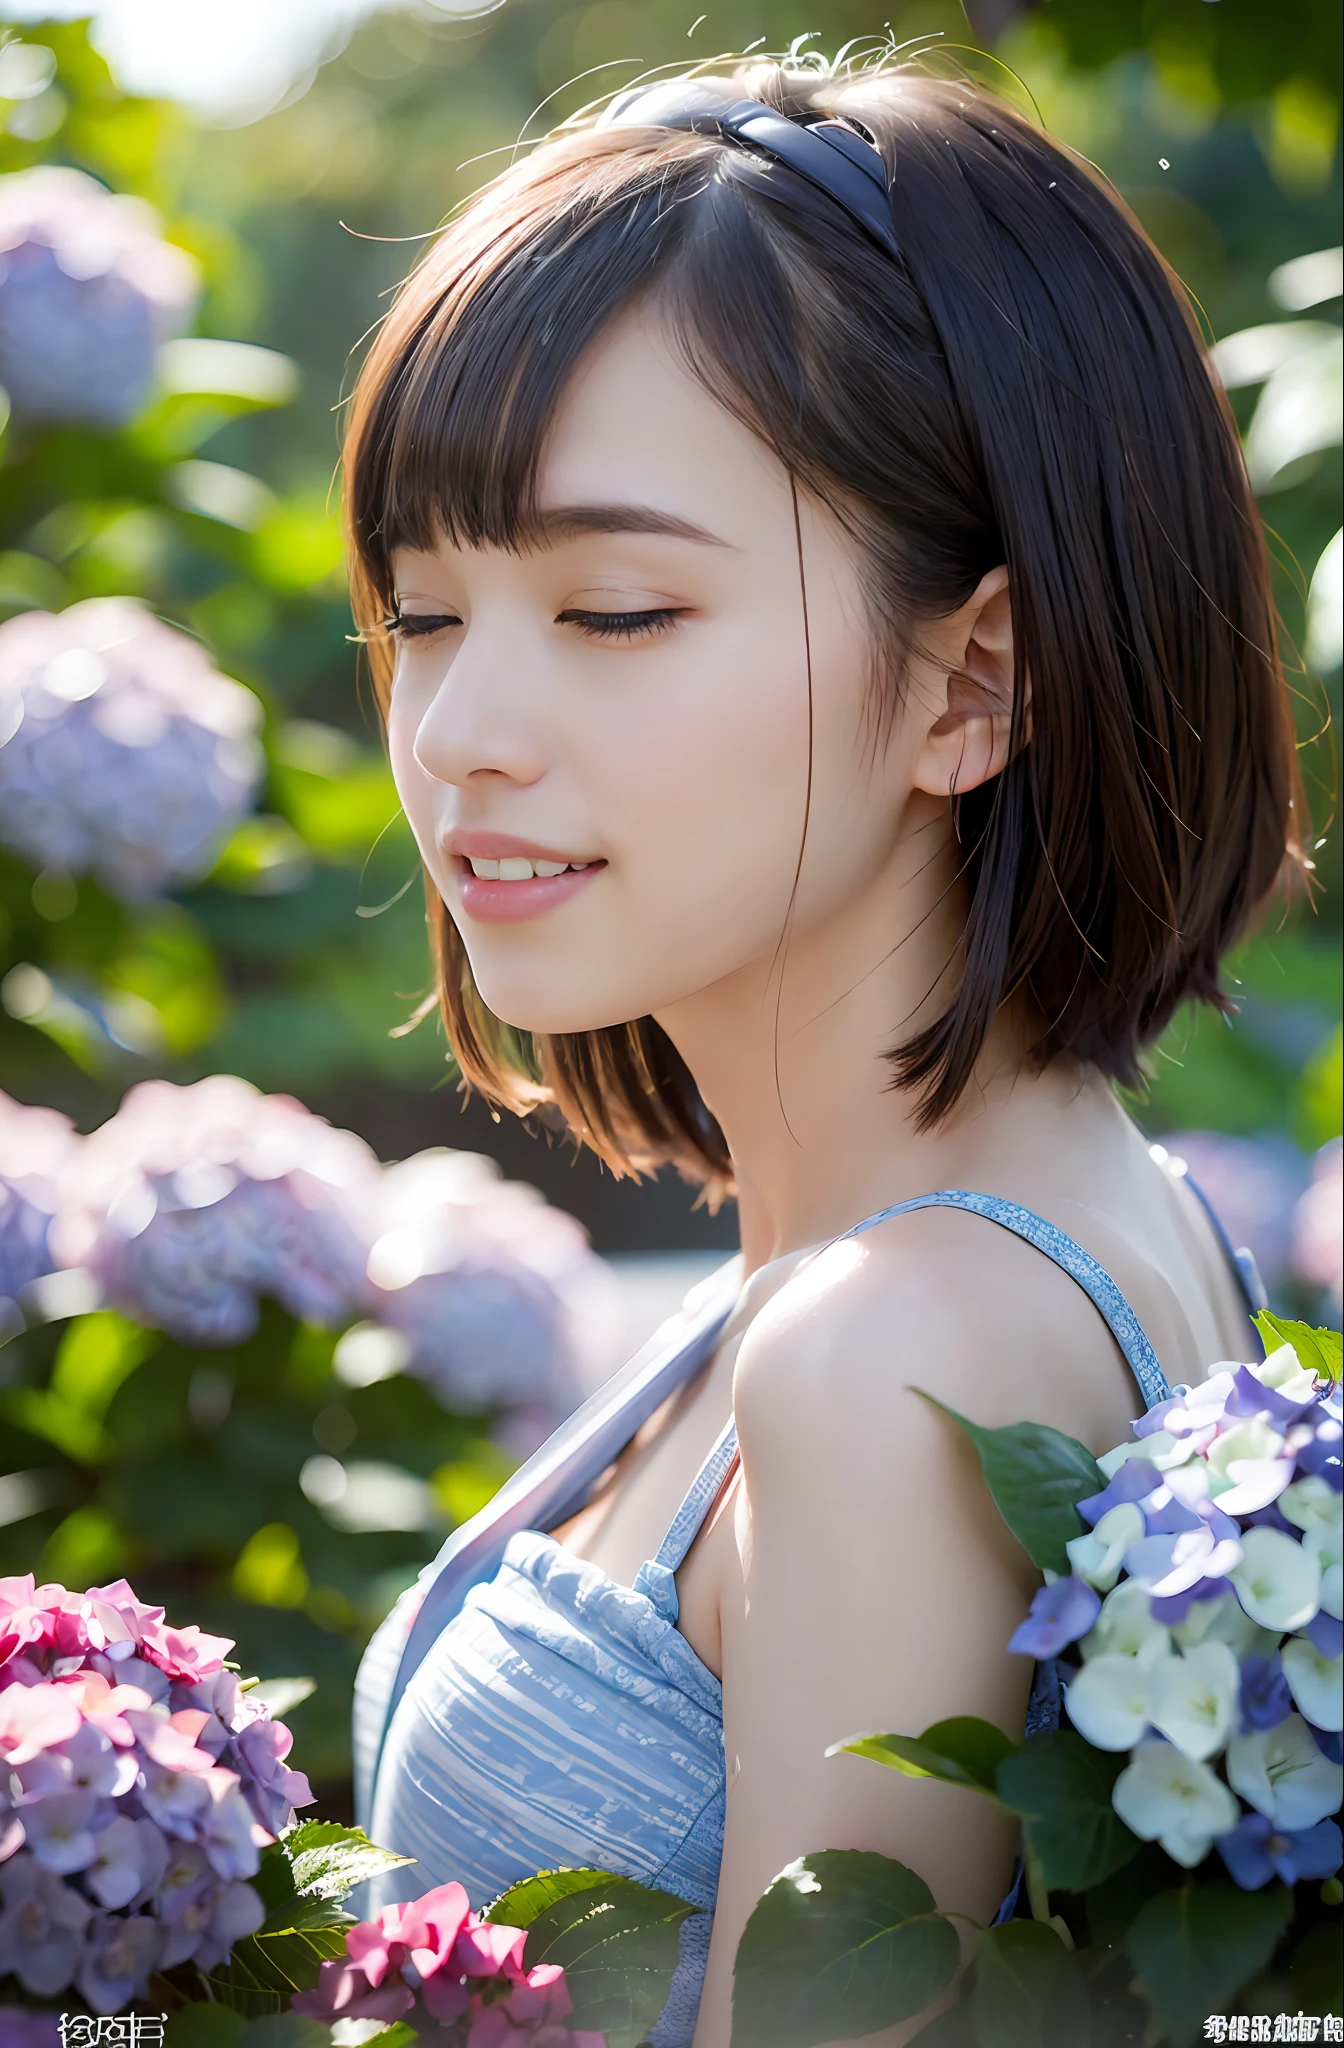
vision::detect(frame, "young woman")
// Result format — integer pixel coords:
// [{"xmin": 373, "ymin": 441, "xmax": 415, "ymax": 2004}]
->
[{"xmin": 343, "ymin": 57, "xmax": 1301, "ymax": 2047}]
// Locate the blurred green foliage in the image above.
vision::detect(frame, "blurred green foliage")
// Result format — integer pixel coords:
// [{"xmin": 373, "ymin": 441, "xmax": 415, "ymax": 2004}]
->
[
  {"xmin": 0, "ymin": 2, "xmax": 1339, "ymax": 1792},
  {"xmin": 0, "ymin": 1294, "xmax": 523, "ymax": 1780}
]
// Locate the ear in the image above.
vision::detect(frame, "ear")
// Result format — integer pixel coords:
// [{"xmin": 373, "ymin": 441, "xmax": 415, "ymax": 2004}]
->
[{"xmin": 911, "ymin": 566, "xmax": 1028, "ymax": 800}]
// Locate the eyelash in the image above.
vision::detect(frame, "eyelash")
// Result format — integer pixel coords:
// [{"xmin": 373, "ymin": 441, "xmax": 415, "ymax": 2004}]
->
[{"xmin": 385, "ymin": 607, "xmax": 683, "ymax": 643}]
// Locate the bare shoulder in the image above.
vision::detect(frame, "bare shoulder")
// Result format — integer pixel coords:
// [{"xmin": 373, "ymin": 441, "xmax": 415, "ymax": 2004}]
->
[{"xmin": 732, "ymin": 1203, "xmax": 1141, "ymax": 1477}]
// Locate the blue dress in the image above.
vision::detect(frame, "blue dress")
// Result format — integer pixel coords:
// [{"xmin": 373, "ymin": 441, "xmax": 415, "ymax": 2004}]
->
[{"xmin": 354, "ymin": 1187, "xmax": 1259, "ymax": 2046}]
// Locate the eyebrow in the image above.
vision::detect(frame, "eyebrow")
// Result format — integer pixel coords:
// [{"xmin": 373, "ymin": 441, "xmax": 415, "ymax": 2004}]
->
[{"xmin": 532, "ymin": 503, "xmax": 736, "ymax": 548}]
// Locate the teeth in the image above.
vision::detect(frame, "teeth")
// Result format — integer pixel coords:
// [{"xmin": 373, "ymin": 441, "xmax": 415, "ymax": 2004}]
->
[{"xmin": 465, "ymin": 855, "xmax": 590, "ymax": 880}]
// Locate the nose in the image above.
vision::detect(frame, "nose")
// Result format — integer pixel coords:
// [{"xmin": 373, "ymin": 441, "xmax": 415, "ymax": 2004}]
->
[{"xmin": 409, "ymin": 626, "xmax": 548, "ymax": 790}]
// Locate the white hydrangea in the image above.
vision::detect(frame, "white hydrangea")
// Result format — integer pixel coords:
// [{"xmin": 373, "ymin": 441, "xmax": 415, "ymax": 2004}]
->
[
  {"xmin": 0, "ymin": 599, "xmax": 264, "ymax": 898},
  {"xmin": 1226, "ymin": 1714, "xmax": 1344, "ymax": 1831},
  {"xmin": 1112, "ymin": 1738, "xmax": 1240, "ymax": 1868},
  {"xmin": 0, "ymin": 165, "xmax": 198, "ymax": 427}
]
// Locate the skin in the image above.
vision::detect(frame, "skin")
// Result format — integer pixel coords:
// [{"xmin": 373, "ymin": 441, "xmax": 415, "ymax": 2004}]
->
[{"xmin": 386, "ymin": 307, "xmax": 1253, "ymax": 2048}]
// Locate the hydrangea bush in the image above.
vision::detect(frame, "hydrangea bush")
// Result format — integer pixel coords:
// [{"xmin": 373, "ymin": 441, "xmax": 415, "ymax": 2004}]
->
[
  {"xmin": 0, "ymin": 1076, "xmax": 617, "ymax": 1789},
  {"xmin": 14, "ymin": 1074, "xmax": 615, "ymax": 1417},
  {"xmin": 0, "ymin": 1574, "xmax": 629, "ymax": 2038},
  {"xmin": 0, "ymin": 1573, "xmax": 310, "ymax": 2013},
  {"xmin": 0, "ymin": 165, "xmax": 198, "ymax": 429},
  {"xmin": 0, "ymin": 600, "xmax": 265, "ymax": 901},
  {"xmin": 727, "ymin": 1313, "xmax": 1343, "ymax": 2047}
]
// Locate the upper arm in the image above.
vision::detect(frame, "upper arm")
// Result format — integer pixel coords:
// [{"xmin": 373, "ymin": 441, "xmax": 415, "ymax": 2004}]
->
[{"xmin": 690, "ymin": 1216, "xmax": 1132, "ymax": 2048}]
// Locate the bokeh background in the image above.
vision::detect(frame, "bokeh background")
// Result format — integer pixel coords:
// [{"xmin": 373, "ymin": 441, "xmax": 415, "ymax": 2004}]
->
[{"xmin": 0, "ymin": 0, "xmax": 1339, "ymax": 1807}]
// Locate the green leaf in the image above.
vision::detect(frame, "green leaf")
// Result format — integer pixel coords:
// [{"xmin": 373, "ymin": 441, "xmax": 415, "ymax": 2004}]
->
[
  {"xmin": 969, "ymin": 1921, "xmax": 1090, "ymax": 2048},
  {"xmin": 995, "ymin": 1732, "xmax": 1141, "ymax": 1891},
  {"xmin": 1128, "ymin": 1882, "xmax": 1294, "ymax": 2043},
  {"xmin": 831, "ymin": 1716, "xmax": 1018, "ymax": 1795},
  {"xmin": 166, "ymin": 2009, "xmax": 245, "ymax": 2048},
  {"xmin": 515, "ymin": 1873, "xmax": 699, "ymax": 2048},
  {"xmin": 1292, "ymin": 1920, "xmax": 1344, "ymax": 2017},
  {"xmin": 0, "ymin": 1385, "xmax": 110, "ymax": 1463},
  {"xmin": 1254, "ymin": 1310, "xmax": 1342, "ymax": 1383},
  {"xmin": 200, "ymin": 1923, "xmax": 352, "ymax": 2016},
  {"xmin": 914, "ymin": 1394, "xmax": 1102, "ymax": 1574},
  {"xmin": 482, "ymin": 1865, "xmax": 626, "ymax": 1928},
  {"xmin": 282, "ymin": 1818, "xmax": 415, "ymax": 1901},
  {"xmin": 731, "ymin": 1849, "xmax": 960, "ymax": 2048},
  {"xmin": 50, "ymin": 1309, "xmax": 159, "ymax": 1419},
  {"xmin": 238, "ymin": 2021, "xmax": 332, "ymax": 2048},
  {"xmin": 246, "ymin": 1676, "xmax": 317, "ymax": 1718},
  {"xmin": 905, "ymin": 2004, "xmax": 979, "ymax": 2047}
]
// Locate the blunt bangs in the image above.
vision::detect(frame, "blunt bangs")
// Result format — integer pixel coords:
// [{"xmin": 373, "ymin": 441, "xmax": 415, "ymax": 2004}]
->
[{"xmin": 343, "ymin": 63, "xmax": 1305, "ymax": 1196}]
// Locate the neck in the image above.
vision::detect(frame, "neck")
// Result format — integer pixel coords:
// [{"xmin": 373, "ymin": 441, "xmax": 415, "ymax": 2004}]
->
[{"xmin": 653, "ymin": 796, "xmax": 1091, "ymax": 1275}]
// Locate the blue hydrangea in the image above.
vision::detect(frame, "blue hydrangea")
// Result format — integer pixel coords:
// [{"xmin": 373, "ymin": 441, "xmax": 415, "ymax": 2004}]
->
[
  {"xmin": 0, "ymin": 1090, "xmax": 75, "ymax": 1310},
  {"xmin": 363, "ymin": 1147, "xmax": 618, "ymax": 1424},
  {"xmin": 0, "ymin": 166, "xmax": 198, "ymax": 429},
  {"xmin": 0, "ymin": 598, "xmax": 264, "ymax": 899}
]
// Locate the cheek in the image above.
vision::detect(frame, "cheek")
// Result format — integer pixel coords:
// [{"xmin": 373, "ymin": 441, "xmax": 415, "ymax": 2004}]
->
[
  {"xmin": 595, "ymin": 626, "xmax": 815, "ymax": 953},
  {"xmin": 386, "ymin": 688, "xmax": 437, "ymax": 856}
]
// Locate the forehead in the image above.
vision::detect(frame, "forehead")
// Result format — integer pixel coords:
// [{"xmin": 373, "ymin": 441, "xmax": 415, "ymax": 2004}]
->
[{"xmin": 535, "ymin": 307, "xmax": 785, "ymax": 517}]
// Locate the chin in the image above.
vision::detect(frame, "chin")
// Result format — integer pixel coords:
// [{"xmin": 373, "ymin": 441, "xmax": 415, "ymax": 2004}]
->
[{"xmin": 473, "ymin": 975, "xmax": 650, "ymax": 1039}]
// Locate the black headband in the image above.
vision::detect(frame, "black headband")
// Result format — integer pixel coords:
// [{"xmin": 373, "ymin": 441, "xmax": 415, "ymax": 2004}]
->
[{"xmin": 597, "ymin": 81, "xmax": 900, "ymax": 261}]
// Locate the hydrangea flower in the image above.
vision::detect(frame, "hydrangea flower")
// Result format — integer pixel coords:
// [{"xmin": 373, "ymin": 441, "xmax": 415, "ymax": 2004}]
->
[
  {"xmin": 1112, "ymin": 1738, "xmax": 1240, "ymax": 1867},
  {"xmin": 46, "ymin": 1081, "xmax": 618, "ymax": 1439},
  {"xmin": 292, "ymin": 1879, "xmax": 607, "ymax": 2044},
  {"xmin": 362, "ymin": 1147, "xmax": 620, "ymax": 1421},
  {"xmin": 1006, "ymin": 1324, "xmax": 1342, "ymax": 1893},
  {"xmin": 0, "ymin": 1093, "xmax": 74, "ymax": 1312},
  {"xmin": 1226, "ymin": 1714, "xmax": 1344, "ymax": 1831},
  {"xmin": 0, "ymin": 599, "xmax": 263, "ymax": 899},
  {"xmin": 1216, "ymin": 1812, "xmax": 1343, "ymax": 1890},
  {"xmin": 0, "ymin": 166, "xmax": 198, "ymax": 428},
  {"xmin": 51, "ymin": 1075, "xmax": 376, "ymax": 1344},
  {"xmin": 0, "ymin": 1573, "xmax": 311, "ymax": 2012}
]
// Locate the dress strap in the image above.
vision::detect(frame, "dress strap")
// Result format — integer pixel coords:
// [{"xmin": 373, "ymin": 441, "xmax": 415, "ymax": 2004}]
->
[
  {"xmin": 839, "ymin": 1190, "xmax": 1173, "ymax": 1411},
  {"xmin": 1178, "ymin": 1166, "xmax": 1269, "ymax": 1322},
  {"xmin": 635, "ymin": 1188, "xmax": 1174, "ymax": 1619}
]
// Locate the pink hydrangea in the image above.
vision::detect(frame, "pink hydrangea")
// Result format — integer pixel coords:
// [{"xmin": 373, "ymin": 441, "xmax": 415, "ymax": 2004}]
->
[
  {"xmin": 293, "ymin": 1880, "xmax": 606, "ymax": 2045},
  {"xmin": 0, "ymin": 1574, "xmax": 310, "ymax": 2012}
]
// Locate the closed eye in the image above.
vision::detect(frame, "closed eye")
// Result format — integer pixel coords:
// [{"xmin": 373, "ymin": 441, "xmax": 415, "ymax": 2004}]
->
[
  {"xmin": 558, "ymin": 607, "xmax": 684, "ymax": 641},
  {"xmin": 385, "ymin": 611, "xmax": 461, "ymax": 640}
]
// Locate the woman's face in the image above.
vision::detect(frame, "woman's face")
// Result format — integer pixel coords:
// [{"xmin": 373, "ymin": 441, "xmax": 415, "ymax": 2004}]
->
[{"xmin": 386, "ymin": 308, "xmax": 935, "ymax": 1038}]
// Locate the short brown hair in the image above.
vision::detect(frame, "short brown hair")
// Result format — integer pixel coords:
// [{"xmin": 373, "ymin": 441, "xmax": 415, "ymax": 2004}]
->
[{"xmin": 343, "ymin": 60, "xmax": 1304, "ymax": 1196}]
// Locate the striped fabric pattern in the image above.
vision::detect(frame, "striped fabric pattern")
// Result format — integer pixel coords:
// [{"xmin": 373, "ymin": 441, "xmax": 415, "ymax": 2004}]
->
[{"xmin": 354, "ymin": 1189, "xmax": 1245, "ymax": 2048}]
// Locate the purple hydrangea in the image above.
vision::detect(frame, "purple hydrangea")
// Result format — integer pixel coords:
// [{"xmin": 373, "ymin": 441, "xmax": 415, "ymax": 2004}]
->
[
  {"xmin": 0, "ymin": 599, "xmax": 263, "ymax": 899},
  {"xmin": 1158, "ymin": 1130, "xmax": 1309, "ymax": 1297},
  {"xmin": 0, "ymin": 1573, "xmax": 308, "ymax": 2013},
  {"xmin": 0, "ymin": 1092, "xmax": 74, "ymax": 1309},
  {"xmin": 1007, "ymin": 1575, "xmax": 1101, "ymax": 1658},
  {"xmin": 0, "ymin": 166, "xmax": 198, "ymax": 428},
  {"xmin": 361, "ymin": 1147, "xmax": 620, "ymax": 1421},
  {"xmin": 50, "ymin": 1075, "xmax": 376, "ymax": 1345}
]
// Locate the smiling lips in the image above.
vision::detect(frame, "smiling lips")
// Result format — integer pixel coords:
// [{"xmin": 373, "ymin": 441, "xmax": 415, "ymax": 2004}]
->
[{"xmin": 445, "ymin": 837, "xmax": 606, "ymax": 923}]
